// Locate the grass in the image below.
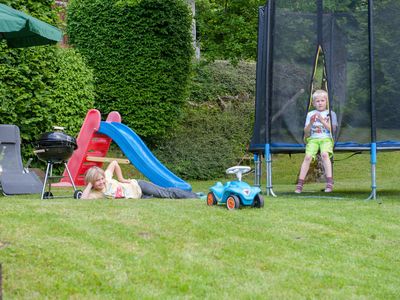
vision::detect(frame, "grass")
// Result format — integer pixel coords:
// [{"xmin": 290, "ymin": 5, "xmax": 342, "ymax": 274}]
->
[{"xmin": 1, "ymin": 152, "xmax": 400, "ymax": 298}]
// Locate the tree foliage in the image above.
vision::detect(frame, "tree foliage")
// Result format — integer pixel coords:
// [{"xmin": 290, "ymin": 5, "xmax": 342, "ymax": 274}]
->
[
  {"xmin": 196, "ymin": 0, "xmax": 265, "ymax": 62},
  {"xmin": 0, "ymin": 0, "xmax": 95, "ymax": 162},
  {"xmin": 0, "ymin": 0, "xmax": 60, "ymax": 23},
  {"xmin": 189, "ymin": 60, "xmax": 256, "ymax": 102},
  {"xmin": 155, "ymin": 101, "xmax": 254, "ymax": 180},
  {"xmin": 67, "ymin": 0, "xmax": 193, "ymax": 139},
  {"xmin": 155, "ymin": 61, "xmax": 256, "ymax": 180}
]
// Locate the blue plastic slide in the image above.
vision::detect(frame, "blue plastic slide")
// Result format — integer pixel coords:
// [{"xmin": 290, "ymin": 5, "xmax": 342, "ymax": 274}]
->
[{"xmin": 98, "ymin": 122, "xmax": 192, "ymax": 191}]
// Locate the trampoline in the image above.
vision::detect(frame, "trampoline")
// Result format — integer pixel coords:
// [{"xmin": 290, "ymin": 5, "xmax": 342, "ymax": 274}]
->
[{"xmin": 250, "ymin": 0, "xmax": 400, "ymax": 199}]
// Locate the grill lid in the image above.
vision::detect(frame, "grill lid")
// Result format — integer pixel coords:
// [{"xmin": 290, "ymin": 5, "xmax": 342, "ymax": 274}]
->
[
  {"xmin": 36, "ymin": 131, "xmax": 77, "ymax": 149},
  {"xmin": 34, "ymin": 130, "xmax": 78, "ymax": 163}
]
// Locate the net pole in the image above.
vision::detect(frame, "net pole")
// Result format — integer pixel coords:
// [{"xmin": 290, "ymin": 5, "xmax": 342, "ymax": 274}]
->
[
  {"xmin": 253, "ymin": 6, "xmax": 266, "ymax": 188},
  {"xmin": 264, "ymin": 0, "xmax": 276, "ymax": 197},
  {"xmin": 317, "ymin": 0, "xmax": 323, "ymax": 45},
  {"xmin": 366, "ymin": 0, "xmax": 379, "ymax": 202}
]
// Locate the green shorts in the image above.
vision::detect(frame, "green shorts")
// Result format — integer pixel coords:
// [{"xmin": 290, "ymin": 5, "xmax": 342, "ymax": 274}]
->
[{"xmin": 305, "ymin": 138, "xmax": 334, "ymax": 160}]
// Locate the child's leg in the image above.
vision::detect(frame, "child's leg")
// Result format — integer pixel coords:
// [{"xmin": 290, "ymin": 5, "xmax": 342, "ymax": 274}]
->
[
  {"xmin": 321, "ymin": 152, "xmax": 332, "ymax": 178},
  {"xmin": 320, "ymin": 138, "xmax": 334, "ymax": 192},
  {"xmin": 295, "ymin": 138, "xmax": 320, "ymax": 193},
  {"xmin": 295, "ymin": 154, "xmax": 312, "ymax": 193},
  {"xmin": 321, "ymin": 151, "xmax": 333, "ymax": 192},
  {"xmin": 137, "ymin": 180, "xmax": 199, "ymax": 199},
  {"xmin": 299, "ymin": 154, "xmax": 313, "ymax": 180}
]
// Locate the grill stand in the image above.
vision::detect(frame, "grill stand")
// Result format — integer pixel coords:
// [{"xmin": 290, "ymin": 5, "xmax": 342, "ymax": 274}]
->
[{"xmin": 41, "ymin": 161, "xmax": 80, "ymax": 200}]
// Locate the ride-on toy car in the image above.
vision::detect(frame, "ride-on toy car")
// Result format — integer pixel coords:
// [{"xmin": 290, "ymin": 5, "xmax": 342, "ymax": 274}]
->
[{"xmin": 207, "ymin": 166, "xmax": 264, "ymax": 210}]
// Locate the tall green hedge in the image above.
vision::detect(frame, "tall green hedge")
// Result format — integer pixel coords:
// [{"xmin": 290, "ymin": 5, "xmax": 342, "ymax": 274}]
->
[
  {"xmin": 67, "ymin": 0, "xmax": 193, "ymax": 139},
  {"xmin": 154, "ymin": 103, "xmax": 254, "ymax": 180},
  {"xmin": 0, "ymin": 1, "xmax": 95, "ymax": 163},
  {"xmin": 0, "ymin": 45, "xmax": 95, "ymax": 160},
  {"xmin": 189, "ymin": 60, "xmax": 256, "ymax": 102},
  {"xmin": 196, "ymin": 0, "xmax": 265, "ymax": 62},
  {"xmin": 154, "ymin": 61, "xmax": 256, "ymax": 180}
]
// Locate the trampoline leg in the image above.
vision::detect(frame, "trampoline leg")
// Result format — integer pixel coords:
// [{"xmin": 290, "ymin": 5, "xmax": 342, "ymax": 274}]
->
[
  {"xmin": 365, "ymin": 164, "xmax": 377, "ymax": 201},
  {"xmin": 365, "ymin": 143, "xmax": 380, "ymax": 203},
  {"xmin": 254, "ymin": 153, "xmax": 261, "ymax": 188},
  {"xmin": 265, "ymin": 144, "xmax": 277, "ymax": 197}
]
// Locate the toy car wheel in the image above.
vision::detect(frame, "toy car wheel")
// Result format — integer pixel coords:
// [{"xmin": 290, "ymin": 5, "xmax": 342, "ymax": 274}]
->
[
  {"xmin": 206, "ymin": 192, "xmax": 217, "ymax": 206},
  {"xmin": 74, "ymin": 190, "xmax": 83, "ymax": 199},
  {"xmin": 226, "ymin": 195, "xmax": 240, "ymax": 210},
  {"xmin": 253, "ymin": 193, "xmax": 264, "ymax": 208}
]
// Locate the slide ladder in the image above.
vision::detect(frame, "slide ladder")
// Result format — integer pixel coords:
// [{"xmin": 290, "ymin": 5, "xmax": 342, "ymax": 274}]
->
[{"xmin": 57, "ymin": 109, "xmax": 121, "ymax": 186}]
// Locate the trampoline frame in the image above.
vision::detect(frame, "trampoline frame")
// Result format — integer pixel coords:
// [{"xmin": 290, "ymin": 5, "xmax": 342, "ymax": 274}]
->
[{"xmin": 251, "ymin": 0, "xmax": 384, "ymax": 201}]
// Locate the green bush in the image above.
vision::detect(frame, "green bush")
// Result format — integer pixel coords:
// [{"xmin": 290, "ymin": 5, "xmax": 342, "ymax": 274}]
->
[
  {"xmin": 154, "ymin": 61, "xmax": 256, "ymax": 180},
  {"xmin": 47, "ymin": 48, "xmax": 95, "ymax": 136},
  {"xmin": 0, "ymin": 1, "xmax": 95, "ymax": 164},
  {"xmin": 189, "ymin": 60, "xmax": 256, "ymax": 103},
  {"xmin": 0, "ymin": 0, "xmax": 60, "ymax": 24},
  {"xmin": 196, "ymin": 0, "xmax": 265, "ymax": 62},
  {"xmin": 0, "ymin": 45, "xmax": 95, "ymax": 162},
  {"xmin": 67, "ymin": 0, "xmax": 193, "ymax": 139}
]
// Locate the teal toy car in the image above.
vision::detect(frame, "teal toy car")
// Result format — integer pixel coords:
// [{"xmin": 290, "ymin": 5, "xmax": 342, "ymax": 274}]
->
[{"xmin": 207, "ymin": 166, "xmax": 264, "ymax": 210}]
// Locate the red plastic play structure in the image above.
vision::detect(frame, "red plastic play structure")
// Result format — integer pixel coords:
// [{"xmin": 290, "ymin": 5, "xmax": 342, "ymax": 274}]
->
[
  {"xmin": 57, "ymin": 109, "xmax": 121, "ymax": 186},
  {"xmin": 57, "ymin": 108, "xmax": 192, "ymax": 191}
]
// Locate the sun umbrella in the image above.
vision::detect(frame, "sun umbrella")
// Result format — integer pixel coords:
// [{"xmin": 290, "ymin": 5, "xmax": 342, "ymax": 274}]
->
[{"xmin": 0, "ymin": 3, "xmax": 62, "ymax": 48}]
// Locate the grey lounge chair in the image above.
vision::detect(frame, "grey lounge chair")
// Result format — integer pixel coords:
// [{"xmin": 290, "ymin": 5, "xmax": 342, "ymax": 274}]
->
[{"xmin": 0, "ymin": 125, "xmax": 42, "ymax": 195}]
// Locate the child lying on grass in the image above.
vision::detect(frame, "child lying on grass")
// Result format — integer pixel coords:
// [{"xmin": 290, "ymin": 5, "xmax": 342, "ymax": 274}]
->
[{"xmin": 81, "ymin": 160, "xmax": 199, "ymax": 199}]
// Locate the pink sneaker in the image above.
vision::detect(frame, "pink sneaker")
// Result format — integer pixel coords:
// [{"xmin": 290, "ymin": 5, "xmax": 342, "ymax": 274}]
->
[
  {"xmin": 324, "ymin": 183, "xmax": 333, "ymax": 193},
  {"xmin": 295, "ymin": 185, "xmax": 303, "ymax": 194}
]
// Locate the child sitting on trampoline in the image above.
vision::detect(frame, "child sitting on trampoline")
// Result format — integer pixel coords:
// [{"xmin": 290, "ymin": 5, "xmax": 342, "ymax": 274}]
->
[
  {"xmin": 81, "ymin": 160, "xmax": 199, "ymax": 199},
  {"xmin": 295, "ymin": 89, "xmax": 337, "ymax": 193}
]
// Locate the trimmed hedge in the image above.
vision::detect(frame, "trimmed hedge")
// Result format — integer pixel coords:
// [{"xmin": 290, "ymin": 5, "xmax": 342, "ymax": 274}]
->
[
  {"xmin": 189, "ymin": 60, "xmax": 256, "ymax": 102},
  {"xmin": 154, "ymin": 103, "xmax": 254, "ymax": 180},
  {"xmin": 0, "ymin": 1, "xmax": 95, "ymax": 164},
  {"xmin": 196, "ymin": 0, "xmax": 265, "ymax": 62},
  {"xmin": 154, "ymin": 61, "xmax": 256, "ymax": 180},
  {"xmin": 67, "ymin": 0, "xmax": 193, "ymax": 139},
  {"xmin": 0, "ymin": 45, "xmax": 95, "ymax": 161}
]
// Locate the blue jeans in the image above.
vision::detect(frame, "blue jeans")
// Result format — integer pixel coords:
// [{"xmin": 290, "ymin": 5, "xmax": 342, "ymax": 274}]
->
[{"xmin": 137, "ymin": 180, "xmax": 198, "ymax": 199}]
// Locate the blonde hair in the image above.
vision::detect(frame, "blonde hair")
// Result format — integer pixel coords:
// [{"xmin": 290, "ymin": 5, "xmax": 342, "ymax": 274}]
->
[
  {"xmin": 85, "ymin": 166, "xmax": 105, "ymax": 185},
  {"xmin": 312, "ymin": 89, "xmax": 328, "ymax": 101}
]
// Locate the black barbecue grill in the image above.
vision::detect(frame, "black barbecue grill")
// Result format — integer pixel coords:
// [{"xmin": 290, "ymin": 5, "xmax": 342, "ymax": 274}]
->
[
  {"xmin": 34, "ymin": 131, "xmax": 77, "ymax": 163},
  {"xmin": 34, "ymin": 128, "xmax": 82, "ymax": 199}
]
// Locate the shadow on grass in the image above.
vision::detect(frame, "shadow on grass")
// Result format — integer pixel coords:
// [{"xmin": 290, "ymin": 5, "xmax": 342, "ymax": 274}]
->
[{"xmin": 265, "ymin": 189, "xmax": 400, "ymax": 202}]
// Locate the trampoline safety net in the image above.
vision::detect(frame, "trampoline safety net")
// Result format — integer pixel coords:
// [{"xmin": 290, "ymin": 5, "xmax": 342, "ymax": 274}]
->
[{"xmin": 250, "ymin": 0, "xmax": 400, "ymax": 153}]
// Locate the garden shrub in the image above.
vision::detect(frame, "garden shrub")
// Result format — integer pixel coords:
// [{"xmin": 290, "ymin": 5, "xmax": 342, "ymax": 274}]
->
[
  {"xmin": 47, "ymin": 48, "xmax": 95, "ymax": 136},
  {"xmin": 0, "ymin": 45, "xmax": 95, "ymax": 162},
  {"xmin": 0, "ymin": 1, "xmax": 95, "ymax": 164},
  {"xmin": 196, "ymin": 0, "xmax": 265, "ymax": 62},
  {"xmin": 189, "ymin": 60, "xmax": 256, "ymax": 103},
  {"xmin": 67, "ymin": 0, "xmax": 193, "ymax": 139},
  {"xmin": 0, "ymin": 0, "xmax": 61, "ymax": 25},
  {"xmin": 154, "ymin": 61, "xmax": 256, "ymax": 180}
]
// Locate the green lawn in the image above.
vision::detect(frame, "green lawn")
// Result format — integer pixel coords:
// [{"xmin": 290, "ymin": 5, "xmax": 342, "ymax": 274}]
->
[{"xmin": 1, "ymin": 152, "xmax": 400, "ymax": 299}]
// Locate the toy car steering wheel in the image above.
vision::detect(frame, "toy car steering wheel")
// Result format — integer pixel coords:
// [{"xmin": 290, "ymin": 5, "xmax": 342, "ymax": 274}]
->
[{"xmin": 226, "ymin": 166, "xmax": 251, "ymax": 181}]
